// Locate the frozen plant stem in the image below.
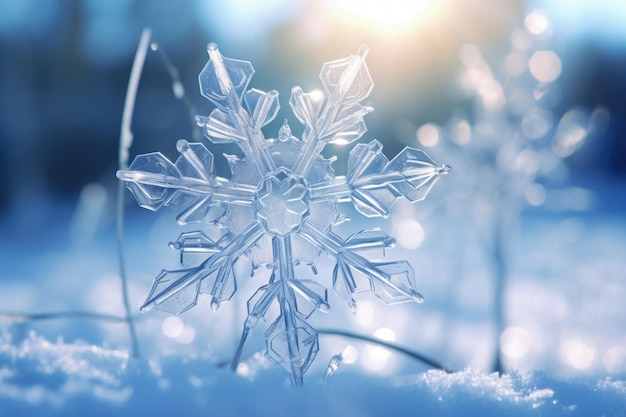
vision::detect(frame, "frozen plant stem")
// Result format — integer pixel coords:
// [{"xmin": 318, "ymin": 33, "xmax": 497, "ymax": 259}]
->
[
  {"xmin": 151, "ymin": 42, "xmax": 203, "ymax": 142},
  {"xmin": 116, "ymin": 27, "xmax": 152, "ymax": 359},
  {"xmin": 0, "ymin": 310, "xmax": 133, "ymax": 323},
  {"xmin": 319, "ymin": 329, "xmax": 454, "ymax": 373},
  {"xmin": 491, "ymin": 209, "xmax": 507, "ymax": 374}
]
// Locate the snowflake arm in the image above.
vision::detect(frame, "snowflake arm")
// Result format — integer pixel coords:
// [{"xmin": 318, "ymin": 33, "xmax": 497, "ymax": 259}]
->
[
  {"xmin": 231, "ymin": 233, "xmax": 330, "ymax": 386},
  {"xmin": 291, "ymin": 45, "xmax": 373, "ymax": 175},
  {"xmin": 309, "ymin": 139, "xmax": 450, "ymax": 217},
  {"xmin": 140, "ymin": 220, "xmax": 265, "ymax": 314},
  {"xmin": 116, "ymin": 140, "xmax": 256, "ymax": 224},
  {"xmin": 196, "ymin": 43, "xmax": 277, "ymax": 175},
  {"xmin": 300, "ymin": 222, "xmax": 423, "ymax": 308}
]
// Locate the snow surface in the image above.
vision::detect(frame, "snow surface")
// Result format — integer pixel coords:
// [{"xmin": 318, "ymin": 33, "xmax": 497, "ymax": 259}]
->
[
  {"xmin": 1, "ymin": 197, "xmax": 626, "ymax": 416},
  {"xmin": 1, "ymin": 331, "xmax": 626, "ymax": 416}
]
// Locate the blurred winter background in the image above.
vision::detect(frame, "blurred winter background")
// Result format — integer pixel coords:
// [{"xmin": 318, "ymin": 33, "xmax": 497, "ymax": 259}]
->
[{"xmin": 1, "ymin": 0, "xmax": 626, "ymax": 415}]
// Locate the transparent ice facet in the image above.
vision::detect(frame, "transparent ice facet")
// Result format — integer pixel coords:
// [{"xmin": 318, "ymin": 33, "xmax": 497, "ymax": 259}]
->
[
  {"xmin": 117, "ymin": 43, "xmax": 448, "ymax": 385},
  {"xmin": 255, "ymin": 169, "xmax": 310, "ymax": 236}
]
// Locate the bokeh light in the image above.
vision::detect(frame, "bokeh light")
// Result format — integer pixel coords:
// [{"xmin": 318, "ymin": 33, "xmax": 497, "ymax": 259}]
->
[
  {"xmin": 560, "ymin": 339, "xmax": 596, "ymax": 370},
  {"xmin": 162, "ymin": 316, "xmax": 184, "ymax": 338},
  {"xmin": 528, "ymin": 50, "xmax": 562, "ymax": 83},
  {"xmin": 501, "ymin": 326, "xmax": 531, "ymax": 359},
  {"xmin": 394, "ymin": 219, "xmax": 425, "ymax": 250},
  {"xmin": 524, "ymin": 9, "xmax": 552, "ymax": 37},
  {"xmin": 417, "ymin": 123, "xmax": 441, "ymax": 147}
]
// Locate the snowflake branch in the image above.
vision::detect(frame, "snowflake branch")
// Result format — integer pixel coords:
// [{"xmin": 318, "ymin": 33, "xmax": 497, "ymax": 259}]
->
[
  {"xmin": 141, "ymin": 221, "xmax": 265, "ymax": 312},
  {"xmin": 203, "ymin": 43, "xmax": 276, "ymax": 175},
  {"xmin": 117, "ymin": 167, "xmax": 256, "ymax": 205},
  {"xmin": 292, "ymin": 45, "xmax": 372, "ymax": 176},
  {"xmin": 272, "ymin": 235, "xmax": 306, "ymax": 385},
  {"xmin": 300, "ymin": 222, "xmax": 424, "ymax": 304}
]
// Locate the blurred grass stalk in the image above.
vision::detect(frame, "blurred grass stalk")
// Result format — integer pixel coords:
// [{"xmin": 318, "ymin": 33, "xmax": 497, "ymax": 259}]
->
[{"xmin": 116, "ymin": 27, "xmax": 152, "ymax": 359}]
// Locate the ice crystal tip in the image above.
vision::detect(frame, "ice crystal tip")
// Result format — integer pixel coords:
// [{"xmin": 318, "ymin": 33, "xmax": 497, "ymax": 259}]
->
[
  {"xmin": 438, "ymin": 164, "xmax": 452, "ymax": 175},
  {"xmin": 323, "ymin": 353, "xmax": 343, "ymax": 380},
  {"xmin": 119, "ymin": 43, "xmax": 448, "ymax": 385},
  {"xmin": 356, "ymin": 44, "xmax": 369, "ymax": 59},
  {"xmin": 349, "ymin": 301, "xmax": 357, "ymax": 315},
  {"xmin": 139, "ymin": 302, "xmax": 154, "ymax": 313},
  {"xmin": 412, "ymin": 291, "xmax": 425, "ymax": 303},
  {"xmin": 278, "ymin": 120, "xmax": 292, "ymax": 141}
]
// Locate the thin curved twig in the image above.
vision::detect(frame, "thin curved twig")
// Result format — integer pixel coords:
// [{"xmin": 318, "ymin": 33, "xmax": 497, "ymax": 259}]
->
[
  {"xmin": 0, "ymin": 310, "xmax": 137, "ymax": 323},
  {"xmin": 318, "ymin": 329, "xmax": 454, "ymax": 373},
  {"xmin": 151, "ymin": 41, "xmax": 203, "ymax": 142},
  {"xmin": 221, "ymin": 329, "xmax": 454, "ymax": 373},
  {"xmin": 116, "ymin": 27, "xmax": 152, "ymax": 358}
]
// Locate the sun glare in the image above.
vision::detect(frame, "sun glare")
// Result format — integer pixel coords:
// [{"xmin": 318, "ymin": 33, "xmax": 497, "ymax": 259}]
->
[{"xmin": 332, "ymin": 0, "xmax": 438, "ymax": 30}]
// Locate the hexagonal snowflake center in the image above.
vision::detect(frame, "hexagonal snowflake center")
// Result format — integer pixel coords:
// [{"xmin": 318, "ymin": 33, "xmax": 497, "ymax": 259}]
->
[{"xmin": 255, "ymin": 169, "xmax": 310, "ymax": 236}]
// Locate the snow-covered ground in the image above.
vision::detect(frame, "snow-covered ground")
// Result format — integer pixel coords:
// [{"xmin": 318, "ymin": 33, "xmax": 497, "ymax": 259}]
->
[
  {"xmin": 1, "ymin": 179, "xmax": 625, "ymax": 415},
  {"xmin": 1, "ymin": 330, "xmax": 626, "ymax": 416}
]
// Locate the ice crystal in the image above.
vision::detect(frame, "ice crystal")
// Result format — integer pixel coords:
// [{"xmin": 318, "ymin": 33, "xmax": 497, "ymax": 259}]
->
[{"xmin": 117, "ymin": 43, "xmax": 448, "ymax": 385}]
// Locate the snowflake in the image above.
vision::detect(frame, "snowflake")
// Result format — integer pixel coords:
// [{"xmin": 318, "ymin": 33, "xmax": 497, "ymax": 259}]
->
[{"xmin": 117, "ymin": 43, "xmax": 449, "ymax": 385}]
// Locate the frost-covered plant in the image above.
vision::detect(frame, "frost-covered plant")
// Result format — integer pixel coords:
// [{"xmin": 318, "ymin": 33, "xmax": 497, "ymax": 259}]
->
[
  {"xmin": 117, "ymin": 43, "xmax": 448, "ymax": 385},
  {"xmin": 415, "ymin": 11, "xmax": 603, "ymax": 372}
]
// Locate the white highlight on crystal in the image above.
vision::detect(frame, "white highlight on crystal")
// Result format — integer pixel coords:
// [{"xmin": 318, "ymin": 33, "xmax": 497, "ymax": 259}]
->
[{"xmin": 309, "ymin": 89, "xmax": 324, "ymax": 103}]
